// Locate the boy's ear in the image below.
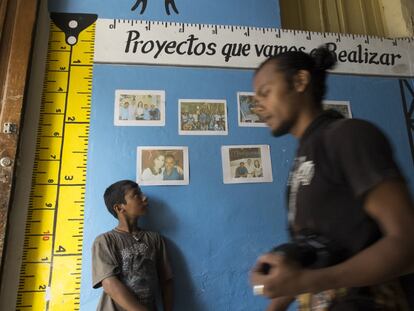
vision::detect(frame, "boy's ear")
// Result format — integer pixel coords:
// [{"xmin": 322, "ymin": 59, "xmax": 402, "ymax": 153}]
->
[{"xmin": 113, "ymin": 203, "xmax": 124, "ymax": 214}]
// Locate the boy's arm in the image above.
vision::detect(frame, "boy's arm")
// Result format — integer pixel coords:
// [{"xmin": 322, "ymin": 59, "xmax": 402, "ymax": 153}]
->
[
  {"xmin": 156, "ymin": 234, "xmax": 173, "ymax": 311},
  {"xmin": 102, "ymin": 276, "xmax": 149, "ymax": 311},
  {"xmin": 160, "ymin": 278, "xmax": 173, "ymax": 311}
]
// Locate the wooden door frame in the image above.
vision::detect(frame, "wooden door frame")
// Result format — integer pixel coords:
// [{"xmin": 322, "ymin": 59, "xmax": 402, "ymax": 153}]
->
[{"xmin": 0, "ymin": 0, "xmax": 40, "ymax": 275}]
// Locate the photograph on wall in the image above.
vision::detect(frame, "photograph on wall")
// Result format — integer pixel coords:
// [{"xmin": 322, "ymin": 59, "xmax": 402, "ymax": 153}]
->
[
  {"xmin": 237, "ymin": 92, "xmax": 266, "ymax": 127},
  {"xmin": 179, "ymin": 99, "xmax": 228, "ymax": 135},
  {"xmin": 137, "ymin": 146, "xmax": 189, "ymax": 186},
  {"xmin": 323, "ymin": 100, "xmax": 352, "ymax": 118},
  {"xmin": 221, "ymin": 145, "xmax": 273, "ymax": 184},
  {"xmin": 114, "ymin": 90, "xmax": 166, "ymax": 126}
]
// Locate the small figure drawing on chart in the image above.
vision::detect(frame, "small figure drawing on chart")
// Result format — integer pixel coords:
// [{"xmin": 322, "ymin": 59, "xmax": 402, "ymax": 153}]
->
[
  {"xmin": 131, "ymin": 0, "xmax": 147, "ymax": 14},
  {"xmin": 165, "ymin": 0, "xmax": 179, "ymax": 15},
  {"xmin": 131, "ymin": 0, "xmax": 179, "ymax": 15}
]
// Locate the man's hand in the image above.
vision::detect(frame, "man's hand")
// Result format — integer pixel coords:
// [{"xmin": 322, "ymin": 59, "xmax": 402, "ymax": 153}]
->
[
  {"xmin": 251, "ymin": 180, "xmax": 414, "ymax": 300},
  {"xmin": 250, "ymin": 253, "xmax": 304, "ymax": 298},
  {"xmin": 266, "ymin": 296, "xmax": 295, "ymax": 311},
  {"xmin": 175, "ymin": 165, "xmax": 183, "ymax": 175}
]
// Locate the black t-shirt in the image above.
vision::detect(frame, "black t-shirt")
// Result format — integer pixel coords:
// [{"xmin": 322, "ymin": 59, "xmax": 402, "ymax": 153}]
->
[
  {"xmin": 287, "ymin": 110, "xmax": 412, "ymax": 310},
  {"xmin": 287, "ymin": 110, "xmax": 402, "ymax": 258}
]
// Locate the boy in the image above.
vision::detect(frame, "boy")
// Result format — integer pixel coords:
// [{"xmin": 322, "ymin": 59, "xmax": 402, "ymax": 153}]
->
[{"xmin": 92, "ymin": 180, "xmax": 173, "ymax": 311}]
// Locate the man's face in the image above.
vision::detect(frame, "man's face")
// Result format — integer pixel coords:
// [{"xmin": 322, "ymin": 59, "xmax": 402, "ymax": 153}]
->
[
  {"xmin": 165, "ymin": 157, "xmax": 175, "ymax": 171},
  {"xmin": 122, "ymin": 186, "xmax": 148, "ymax": 217},
  {"xmin": 253, "ymin": 63, "xmax": 301, "ymax": 137}
]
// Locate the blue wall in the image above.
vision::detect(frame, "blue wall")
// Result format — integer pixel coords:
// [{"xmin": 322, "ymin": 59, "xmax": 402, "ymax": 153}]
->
[{"xmin": 48, "ymin": 1, "xmax": 414, "ymax": 311}]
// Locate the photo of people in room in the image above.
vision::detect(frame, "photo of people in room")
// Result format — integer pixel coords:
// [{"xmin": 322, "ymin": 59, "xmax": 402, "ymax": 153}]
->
[
  {"xmin": 221, "ymin": 145, "xmax": 272, "ymax": 184},
  {"xmin": 179, "ymin": 99, "xmax": 228, "ymax": 135},
  {"xmin": 237, "ymin": 92, "xmax": 266, "ymax": 127},
  {"xmin": 114, "ymin": 90, "xmax": 165, "ymax": 126},
  {"xmin": 323, "ymin": 100, "xmax": 353, "ymax": 118}
]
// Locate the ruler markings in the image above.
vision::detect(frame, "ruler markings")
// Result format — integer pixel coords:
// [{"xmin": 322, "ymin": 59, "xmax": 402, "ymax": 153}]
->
[
  {"xmin": 17, "ymin": 13, "xmax": 97, "ymax": 311},
  {"xmin": 53, "ymin": 253, "xmax": 82, "ymax": 257}
]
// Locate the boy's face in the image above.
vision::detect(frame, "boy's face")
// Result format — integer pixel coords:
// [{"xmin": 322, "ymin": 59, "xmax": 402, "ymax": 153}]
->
[{"xmin": 119, "ymin": 186, "xmax": 148, "ymax": 218}]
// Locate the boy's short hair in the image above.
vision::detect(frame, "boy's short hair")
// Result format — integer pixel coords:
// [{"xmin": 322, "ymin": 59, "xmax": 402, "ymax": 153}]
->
[{"xmin": 103, "ymin": 180, "xmax": 138, "ymax": 218}]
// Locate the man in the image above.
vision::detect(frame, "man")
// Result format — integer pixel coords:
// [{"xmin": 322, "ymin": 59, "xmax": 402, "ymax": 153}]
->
[
  {"xmin": 235, "ymin": 162, "xmax": 249, "ymax": 178},
  {"xmin": 143, "ymin": 104, "xmax": 151, "ymax": 120},
  {"xmin": 199, "ymin": 109, "xmax": 209, "ymax": 130},
  {"xmin": 163, "ymin": 154, "xmax": 183, "ymax": 180},
  {"xmin": 149, "ymin": 104, "xmax": 160, "ymax": 120},
  {"xmin": 250, "ymin": 45, "xmax": 414, "ymax": 310}
]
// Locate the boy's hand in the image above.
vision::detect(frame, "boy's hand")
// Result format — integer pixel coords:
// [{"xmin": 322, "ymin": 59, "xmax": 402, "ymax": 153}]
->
[{"xmin": 102, "ymin": 276, "xmax": 150, "ymax": 311}]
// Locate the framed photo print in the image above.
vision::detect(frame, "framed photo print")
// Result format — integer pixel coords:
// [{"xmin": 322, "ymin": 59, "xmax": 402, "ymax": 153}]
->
[
  {"xmin": 323, "ymin": 100, "xmax": 352, "ymax": 118},
  {"xmin": 237, "ymin": 92, "xmax": 266, "ymax": 127},
  {"xmin": 114, "ymin": 90, "xmax": 165, "ymax": 126},
  {"xmin": 221, "ymin": 145, "xmax": 273, "ymax": 184},
  {"xmin": 179, "ymin": 99, "xmax": 228, "ymax": 135},
  {"xmin": 137, "ymin": 146, "xmax": 189, "ymax": 186}
]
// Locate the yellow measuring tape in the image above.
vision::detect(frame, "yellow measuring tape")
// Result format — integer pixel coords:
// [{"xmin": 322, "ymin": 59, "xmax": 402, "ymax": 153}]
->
[{"xmin": 16, "ymin": 13, "xmax": 97, "ymax": 310}]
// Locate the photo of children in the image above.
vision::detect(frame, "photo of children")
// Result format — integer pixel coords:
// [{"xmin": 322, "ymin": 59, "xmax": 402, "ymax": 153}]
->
[
  {"xmin": 221, "ymin": 145, "xmax": 273, "ymax": 184},
  {"xmin": 179, "ymin": 99, "xmax": 228, "ymax": 135},
  {"xmin": 137, "ymin": 146, "xmax": 189, "ymax": 186},
  {"xmin": 114, "ymin": 90, "xmax": 165, "ymax": 126},
  {"xmin": 237, "ymin": 92, "xmax": 266, "ymax": 127},
  {"xmin": 323, "ymin": 100, "xmax": 352, "ymax": 118}
]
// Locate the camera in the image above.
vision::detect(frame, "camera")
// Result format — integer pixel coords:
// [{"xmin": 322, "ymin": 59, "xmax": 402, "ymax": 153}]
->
[{"xmin": 259, "ymin": 230, "xmax": 346, "ymax": 274}]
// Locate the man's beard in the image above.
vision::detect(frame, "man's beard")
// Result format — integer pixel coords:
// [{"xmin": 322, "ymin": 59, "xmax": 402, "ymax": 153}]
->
[{"xmin": 271, "ymin": 119, "xmax": 295, "ymax": 137}]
